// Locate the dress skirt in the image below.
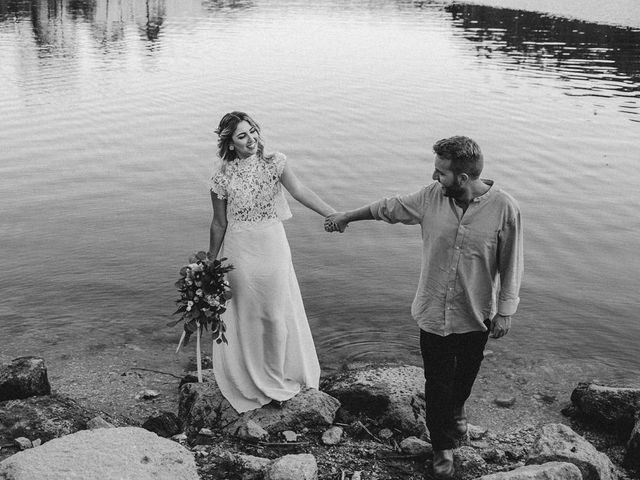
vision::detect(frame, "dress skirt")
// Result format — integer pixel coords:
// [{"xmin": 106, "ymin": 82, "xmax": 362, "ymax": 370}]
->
[{"xmin": 211, "ymin": 219, "xmax": 321, "ymax": 413}]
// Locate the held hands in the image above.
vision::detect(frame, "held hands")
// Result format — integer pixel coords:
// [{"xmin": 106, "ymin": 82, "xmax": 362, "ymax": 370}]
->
[
  {"xmin": 324, "ymin": 212, "xmax": 349, "ymax": 233},
  {"xmin": 489, "ymin": 314, "xmax": 511, "ymax": 339}
]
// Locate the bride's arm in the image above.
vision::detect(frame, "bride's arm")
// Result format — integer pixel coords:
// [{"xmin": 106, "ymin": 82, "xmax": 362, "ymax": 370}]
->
[
  {"xmin": 208, "ymin": 192, "xmax": 227, "ymax": 259},
  {"xmin": 280, "ymin": 163, "xmax": 336, "ymax": 217}
]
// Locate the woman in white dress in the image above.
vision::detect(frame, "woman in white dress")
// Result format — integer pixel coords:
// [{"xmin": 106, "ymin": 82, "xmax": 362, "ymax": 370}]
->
[{"xmin": 207, "ymin": 111, "xmax": 336, "ymax": 413}]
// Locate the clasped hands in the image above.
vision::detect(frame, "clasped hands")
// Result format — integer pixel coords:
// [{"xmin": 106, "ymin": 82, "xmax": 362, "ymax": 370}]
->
[{"xmin": 324, "ymin": 212, "xmax": 348, "ymax": 233}]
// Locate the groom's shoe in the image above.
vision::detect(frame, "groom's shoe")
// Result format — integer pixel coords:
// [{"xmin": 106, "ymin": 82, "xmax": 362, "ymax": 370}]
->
[{"xmin": 432, "ymin": 449, "xmax": 455, "ymax": 479}]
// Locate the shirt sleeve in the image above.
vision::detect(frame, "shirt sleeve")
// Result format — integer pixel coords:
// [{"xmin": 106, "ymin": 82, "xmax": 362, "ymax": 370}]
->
[
  {"xmin": 209, "ymin": 170, "xmax": 228, "ymax": 199},
  {"xmin": 368, "ymin": 188, "xmax": 426, "ymax": 225},
  {"xmin": 497, "ymin": 202, "xmax": 524, "ymax": 316},
  {"xmin": 272, "ymin": 152, "xmax": 287, "ymax": 177}
]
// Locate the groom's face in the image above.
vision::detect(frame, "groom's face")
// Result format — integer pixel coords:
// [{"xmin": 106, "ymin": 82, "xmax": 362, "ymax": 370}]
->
[{"xmin": 432, "ymin": 155, "xmax": 463, "ymax": 198}]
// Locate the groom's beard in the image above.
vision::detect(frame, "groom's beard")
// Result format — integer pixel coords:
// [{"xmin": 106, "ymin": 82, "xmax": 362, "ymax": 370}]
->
[{"xmin": 442, "ymin": 180, "xmax": 464, "ymax": 199}]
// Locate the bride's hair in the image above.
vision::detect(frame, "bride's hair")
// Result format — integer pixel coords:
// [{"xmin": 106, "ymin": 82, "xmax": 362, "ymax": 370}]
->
[{"xmin": 215, "ymin": 111, "xmax": 265, "ymax": 163}]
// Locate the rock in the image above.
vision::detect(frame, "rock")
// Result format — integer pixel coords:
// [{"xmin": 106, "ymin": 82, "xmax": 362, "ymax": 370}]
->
[
  {"xmin": 135, "ymin": 389, "xmax": 160, "ymax": 400},
  {"xmin": 237, "ymin": 420, "xmax": 269, "ymax": 442},
  {"xmin": 321, "ymin": 426, "xmax": 343, "ymax": 445},
  {"xmin": 351, "ymin": 471, "xmax": 362, "ymax": 480},
  {"xmin": 141, "ymin": 411, "xmax": 180, "ymax": 438},
  {"xmin": 526, "ymin": 423, "xmax": 619, "ymax": 480},
  {"xmin": 322, "ymin": 364, "xmax": 426, "ymax": 436},
  {"xmin": 495, "ymin": 396, "xmax": 516, "ymax": 408},
  {"xmin": 0, "ymin": 427, "xmax": 198, "ymax": 480},
  {"xmin": 178, "ymin": 374, "xmax": 339, "ymax": 435},
  {"xmin": 378, "ymin": 428, "xmax": 394, "ymax": 439},
  {"xmin": 468, "ymin": 423, "xmax": 488, "ymax": 440},
  {"xmin": 571, "ymin": 382, "xmax": 640, "ymax": 435},
  {"xmin": 399, "ymin": 436, "xmax": 432, "ymax": 457},
  {"xmin": 198, "ymin": 427, "xmax": 214, "ymax": 436},
  {"xmin": 480, "ymin": 447, "xmax": 507, "ymax": 464},
  {"xmin": 13, "ymin": 438, "xmax": 31, "ymax": 450},
  {"xmin": 171, "ymin": 433, "xmax": 187, "ymax": 442},
  {"xmin": 454, "ymin": 446, "xmax": 487, "ymax": 480},
  {"xmin": 86, "ymin": 416, "xmax": 115, "ymax": 430},
  {"xmin": 234, "ymin": 453, "xmax": 271, "ymax": 475},
  {"xmin": 624, "ymin": 416, "xmax": 640, "ymax": 469},
  {"xmin": 478, "ymin": 461, "xmax": 582, "ymax": 479},
  {"xmin": 31, "ymin": 439, "xmax": 41, "ymax": 447},
  {"xmin": 0, "ymin": 393, "xmax": 122, "ymax": 460},
  {"xmin": 281, "ymin": 430, "xmax": 298, "ymax": 442},
  {"xmin": 0, "ymin": 357, "xmax": 51, "ymax": 401},
  {"xmin": 264, "ymin": 453, "xmax": 317, "ymax": 480}
]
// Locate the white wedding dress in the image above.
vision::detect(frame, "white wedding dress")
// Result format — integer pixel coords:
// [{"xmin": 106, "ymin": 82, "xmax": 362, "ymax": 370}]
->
[{"xmin": 209, "ymin": 152, "xmax": 320, "ymax": 413}]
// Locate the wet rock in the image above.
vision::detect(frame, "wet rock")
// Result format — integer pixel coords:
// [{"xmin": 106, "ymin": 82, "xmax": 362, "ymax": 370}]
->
[
  {"xmin": 399, "ymin": 436, "xmax": 431, "ymax": 457},
  {"xmin": 526, "ymin": 423, "xmax": 619, "ymax": 480},
  {"xmin": 87, "ymin": 416, "xmax": 115, "ymax": 430},
  {"xmin": 478, "ymin": 461, "xmax": 582, "ymax": 479},
  {"xmin": 571, "ymin": 382, "xmax": 640, "ymax": 435},
  {"xmin": 321, "ymin": 426, "xmax": 343, "ymax": 445},
  {"xmin": 624, "ymin": 416, "xmax": 640, "ymax": 469},
  {"xmin": 0, "ymin": 357, "xmax": 51, "ymax": 401},
  {"xmin": 454, "ymin": 446, "xmax": 487, "ymax": 480},
  {"xmin": 178, "ymin": 373, "xmax": 339, "ymax": 436},
  {"xmin": 141, "ymin": 411, "xmax": 180, "ymax": 438},
  {"xmin": 322, "ymin": 364, "xmax": 426, "ymax": 436},
  {"xmin": 263, "ymin": 453, "xmax": 317, "ymax": 480},
  {"xmin": 0, "ymin": 427, "xmax": 198, "ymax": 480}
]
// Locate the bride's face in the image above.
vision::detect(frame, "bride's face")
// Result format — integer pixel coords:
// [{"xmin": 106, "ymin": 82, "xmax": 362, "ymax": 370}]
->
[{"xmin": 231, "ymin": 120, "xmax": 260, "ymax": 159}]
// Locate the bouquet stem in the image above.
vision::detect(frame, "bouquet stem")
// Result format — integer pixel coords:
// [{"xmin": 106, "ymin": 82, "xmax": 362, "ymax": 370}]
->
[{"xmin": 196, "ymin": 321, "xmax": 203, "ymax": 383}]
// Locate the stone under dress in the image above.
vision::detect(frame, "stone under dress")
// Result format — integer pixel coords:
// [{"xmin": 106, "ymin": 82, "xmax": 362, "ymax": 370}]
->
[{"xmin": 209, "ymin": 152, "xmax": 321, "ymax": 413}]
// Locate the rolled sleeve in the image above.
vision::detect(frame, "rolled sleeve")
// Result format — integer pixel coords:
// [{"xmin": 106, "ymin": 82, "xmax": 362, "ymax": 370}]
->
[
  {"xmin": 497, "ymin": 208, "xmax": 524, "ymax": 316},
  {"xmin": 369, "ymin": 189, "xmax": 426, "ymax": 225}
]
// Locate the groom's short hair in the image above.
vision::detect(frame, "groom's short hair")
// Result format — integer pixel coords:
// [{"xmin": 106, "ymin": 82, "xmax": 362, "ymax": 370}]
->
[{"xmin": 433, "ymin": 136, "xmax": 483, "ymax": 179}]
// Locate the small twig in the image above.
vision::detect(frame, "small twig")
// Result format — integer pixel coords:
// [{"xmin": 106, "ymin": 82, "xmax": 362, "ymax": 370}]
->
[
  {"xmin": 126, "ymin": 368, "xmax": 182, "ymax": 379},
  {"xmin": 257, "ymin": 441, "xmax": 310, "ymax": 447}
]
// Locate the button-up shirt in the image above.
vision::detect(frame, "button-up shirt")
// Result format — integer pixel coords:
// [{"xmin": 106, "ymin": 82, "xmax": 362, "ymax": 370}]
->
[{"xmin": 369, "ymin": 180, "xmax": 523, "ymax": 336}]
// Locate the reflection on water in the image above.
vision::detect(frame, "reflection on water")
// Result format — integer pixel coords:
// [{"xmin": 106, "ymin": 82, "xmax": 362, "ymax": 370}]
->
[
  {"xmin": 1, "ymin": 0, "xmax": 639, "ymax": 382},
  {"xmin": 446, "ymin": 4, "xmax": 640, "ymax": 121}
]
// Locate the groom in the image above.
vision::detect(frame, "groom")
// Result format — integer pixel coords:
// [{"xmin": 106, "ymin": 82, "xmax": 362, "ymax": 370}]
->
[{"xmin": 325, "ymin": 136, "xmax": 523, "ymax": 479}]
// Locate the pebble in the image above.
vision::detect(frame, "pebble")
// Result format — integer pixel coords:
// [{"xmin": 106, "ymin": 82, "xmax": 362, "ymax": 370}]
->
[
  {"xmin": 14, "ymin": 437, "xmax": 32, "ymax": 450},
  {"xmin": 378, "ymin": 428, "xmax": 394, "ymax": 440},
  {"xmin": 198, "ymin": 428, "xmax": 214, "ymax": 437},
  {"xmin": 282, "ymin": 430, "xmax": 298, "ymax": 442},
  {"xmin": 494, "ymin": 396, "xmax": 516, "ymax": 407},
  {"xmin": 32, "ymin": 438, "xmax": 42, "ymax": 447},
  {"xmin": 322, "ymin": 426, "xmax": 344, "ymax": 445},
  {"xmin": 135, "ymin": 389, "xmax": 160, "ymax": 400},
  {"xmin": 172, "ymin": 433, "xmax": 188, "ymax": 441}
]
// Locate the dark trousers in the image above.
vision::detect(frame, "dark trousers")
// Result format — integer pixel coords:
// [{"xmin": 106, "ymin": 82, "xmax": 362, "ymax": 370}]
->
[{"xmin": 419, "ymin": 324, "xmax": 489, "ymax": 450}]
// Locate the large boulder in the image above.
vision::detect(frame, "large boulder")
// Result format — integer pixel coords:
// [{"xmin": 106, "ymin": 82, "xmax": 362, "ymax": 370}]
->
[
  {"xmin": 321, "ymin": 364, "xmax": 426, "ymax": 436},
  {"xmin": 0, "ymin": 357, "xmax": 50, "ymax": 401},
  {"xmin": 526, "ymin": 423, "xmax": 618, "ymax": 480},
  {"xmin": 571, "ymin": 382, "xmax": 640, "ymax": 435},
  {"xmin": 478, "ymin": 461, "xmax": 582, "ymax": 479},
  {"xmin": 624, "ymin": 416, "xmax": 640, "ymax": 469},
  {"xmin": 0, "ymin": 426, "xmax": 198, "ymax": 480},
  {"xmin": 178, "ymin": 372, "xmax": 339, "ymax": 436},
  {"xmin": 0, "ymin": 393, "xmax": 123, "ymax": 460}
]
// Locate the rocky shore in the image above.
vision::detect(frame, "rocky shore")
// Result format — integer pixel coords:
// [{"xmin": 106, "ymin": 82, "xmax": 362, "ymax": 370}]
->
[{"xmin": 1, "ymin": 356, "xmax": 639, "ymax": 479}]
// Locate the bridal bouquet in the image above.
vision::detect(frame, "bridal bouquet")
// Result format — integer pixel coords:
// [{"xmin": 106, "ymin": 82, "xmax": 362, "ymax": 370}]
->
[{"xmin": 170, "ymin": 251, "xmax": 233, "ymax": 381}]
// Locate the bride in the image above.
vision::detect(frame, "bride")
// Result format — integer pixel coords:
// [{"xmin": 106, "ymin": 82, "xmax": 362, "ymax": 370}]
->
[{"xmin": 208, "ymin": 111, "xmax": 336, "ymax": 413}]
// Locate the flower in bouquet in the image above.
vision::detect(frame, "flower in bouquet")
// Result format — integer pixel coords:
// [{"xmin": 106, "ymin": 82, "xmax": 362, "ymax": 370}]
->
[{"xmin": 169, "ymin": 251, "xmax": 233, "ymax": 349}]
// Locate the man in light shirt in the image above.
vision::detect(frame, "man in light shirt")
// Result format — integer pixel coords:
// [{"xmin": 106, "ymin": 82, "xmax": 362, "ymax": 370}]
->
[{"xmin": 326, "ymin": 136, "xmax": 523, "ymax": 479}]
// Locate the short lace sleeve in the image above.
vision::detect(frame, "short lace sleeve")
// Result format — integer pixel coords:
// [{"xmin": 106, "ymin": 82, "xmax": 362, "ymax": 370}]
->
[
  {"xmin": 272, "ymin": 152, "xmax": 287, "ymax": 176},
  {"xmin": 209, "ymin": 170, "xmax": 229, "ymax": 199}
]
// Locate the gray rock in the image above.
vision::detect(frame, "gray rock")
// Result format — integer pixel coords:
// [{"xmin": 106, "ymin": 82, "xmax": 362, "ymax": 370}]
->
[
  {"xmin": 237, "ymin": 420, "xmax": 269, "ymax": 441},
  {"xmin": 135, "ymin": 389, "xmax": 160, "ymax": 400},
  {"xmin": 399, "ymin": 436, "xmax": 432, "ymax": 457},
  {"xmin": 454, "ymin": 446, "xmax": 487, "ymax": 480},
  {"xmin": 13, "ymin": 438, "xmax": 31, "ymax": 450},
  {"xmin": 478, "ymin": 461, "xmax": 582, "ymax": 479},
  {"xmin": 281, "ymin": 430, "xmax": 298, "ymax": 442},
  {"xmin": 86, "ymin": 416, "xmax": 115, "ymax": 430},
  {"xmin": 526, "ymin": 423, "xmax": 619, "ymax": 480},
  {"xmin": 571, "ymin": 382, "xmax": 640, "ymax": 435},
  {"xmin": 0, "ymin": 357, "xmax": 51, "ymax": 401},
  {"xmin": 234, "ymin": 453, "xmax": 271, "ymax": 476},
  {"xmin": 624, "ymin": 416, "xmax": 640, "ymax": 469},
  {"xmin": 322, "ymin": 364, "xmax": 426, "ymax": 436},
  {"xmin": 0, "ymin": 427, "xmax": 198, "ymax": 480},
  {"xmin": 264, "ymin": 453, "xmax": 317, "ymax": 480},
  {"xmin": 141, "ymin": 411, "xmax": 180, "ymax": 437},
  {"xmin": 468, "ymin": 423, "xmax": 488, "ymax": 440},
  {"xmin": 178, "ymin": 373, "xmax": 339, "ymax": 436},
  {"xmin": 321, "ymin": 426, "xmax": 343, "ymax": 445}
]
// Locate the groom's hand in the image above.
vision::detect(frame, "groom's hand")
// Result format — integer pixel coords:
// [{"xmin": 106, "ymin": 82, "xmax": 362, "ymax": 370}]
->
[{"xmin": 325, "ymin": 212, "xmax": 348, "ymax": 233}]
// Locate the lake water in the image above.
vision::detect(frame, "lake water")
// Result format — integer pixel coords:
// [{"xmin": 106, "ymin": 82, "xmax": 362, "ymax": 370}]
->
[{"xmin": 1, "ymin": 0, "xmax": 639, "ymax": 384}]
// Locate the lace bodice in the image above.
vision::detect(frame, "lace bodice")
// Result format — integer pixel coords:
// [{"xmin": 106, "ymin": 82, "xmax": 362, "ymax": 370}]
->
[{"xmin": 210, "ymin": 152, "xmax": 292, "ymax": 225}]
